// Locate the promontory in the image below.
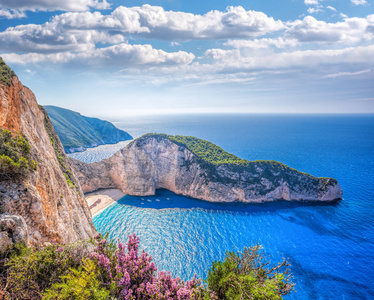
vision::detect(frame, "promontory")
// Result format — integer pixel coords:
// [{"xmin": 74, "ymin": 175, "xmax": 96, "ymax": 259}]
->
[{"xmin": 70, "ymin": 134, "xmax": 343, "ymax": 203}]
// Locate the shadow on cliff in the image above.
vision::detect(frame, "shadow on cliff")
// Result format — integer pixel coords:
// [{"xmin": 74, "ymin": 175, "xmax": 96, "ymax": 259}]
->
[{"xmin": 116, "ymin": 189, "xmax": 340, "ymax": 214}]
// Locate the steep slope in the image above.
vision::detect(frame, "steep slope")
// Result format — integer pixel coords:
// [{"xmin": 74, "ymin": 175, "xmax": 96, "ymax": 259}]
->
[
  {"xmin": 0, "ymin": 60, "xmax": 95, "ymax": 245},
  {"xmin": 44, "ymin": 105, "xmax": 132, "ymax": 153},
  {"xmin": 71, "ymin": 134, "xmax": 343, "ymax": 202}
]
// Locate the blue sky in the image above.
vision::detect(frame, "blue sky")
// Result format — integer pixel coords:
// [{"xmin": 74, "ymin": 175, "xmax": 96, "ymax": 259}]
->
[{"xmin": 0, "ymin": 0, "xmax": 373, "ymax": 116}]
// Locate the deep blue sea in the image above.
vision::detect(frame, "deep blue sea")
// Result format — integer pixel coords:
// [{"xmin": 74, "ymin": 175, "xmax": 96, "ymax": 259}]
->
[{"xmin": 70, "ymin": 114, "xmax": 374, "ymax": 299}]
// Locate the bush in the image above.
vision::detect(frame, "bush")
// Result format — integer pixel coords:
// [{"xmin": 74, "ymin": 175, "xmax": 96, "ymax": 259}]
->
[
  {"xmin": 43, "ymin": 259, "xmax": 110, "ymax": 300},
  {"xmin": 1, "ymin": 234, "xmax": 294, "ymax": 299},
  {"xmin": 84, "ymin": 233, "xmax": 210, "ymax": 299},
  {"xmin": 6, "ymin": 241, "xmax": 90, "ymax": 299},
  {"xmin": 0, "ymin": 129, "xmax": 37, "ymax": 180},
  {"xmin": 206, "ymin": 245, "xmax": 295, "ymax": 300}
]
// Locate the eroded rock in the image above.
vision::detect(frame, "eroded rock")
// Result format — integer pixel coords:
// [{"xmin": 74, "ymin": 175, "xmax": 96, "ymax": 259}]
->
[{"xmin": 71, "ymin": 135, "xmax": 343, "ymax": 203}]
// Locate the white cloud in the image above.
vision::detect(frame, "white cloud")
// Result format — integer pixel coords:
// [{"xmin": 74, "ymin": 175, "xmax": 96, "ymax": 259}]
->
[
  {"xmin": 326, "ymin": 6, "xmax": 337, "ymax": 12},
  {"xmin": 1, "ymin": 3, "xmax": 373, "ymax": 84},
  {"xmin": 0, "ymin": 0, "xmax": 110, "ymax": 12},
  {"xmin": 0, "ymin": 5, "xmax": 286, "ymax": 55},
  {"xmin": 98, "ymin": 5, "xmax": 284, "ymax": 40},
  {"xmin": 225, "ymin": 38, "xmax": 299, "ymax": 49},
  {"xmin": 305, "ymin": 0, "xmax": 320, "ymax": 5},
  {"xmin": 308, "ymin": 7, "xmax": 323, "ymax": 14},
  {"xmin": 351, "ymin": 0, "xmax": 367, "ymax": 5},
  {"xmin": 0, "ymin": 9, "xmax": 26, "ymax": 19},
  {"xmin": 323, "ymin": 69, "xmax": 371, "ymax": 78},
  {"xmin": 0, "ymin": 24, "xmax": 125, "ymax": 53},
  {"xmin": 1, "ymin": 43, "xmax": 195, "ymax": 67},
  {"xmin": 203, "ymin": 45, "xmax": 374, "ymax": 71},
  {"xmin": 340, "ymin": 13, "xmax": 348, "ymax": 19},
  {"xmin": 286, "ymin": 16, "xmax": 373, "ymax": 43}
]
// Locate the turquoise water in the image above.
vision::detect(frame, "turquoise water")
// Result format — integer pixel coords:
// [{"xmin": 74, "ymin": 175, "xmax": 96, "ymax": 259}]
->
[{"xmin": 74, "ymin": 114, "xmax": 374, "ymax": 299}]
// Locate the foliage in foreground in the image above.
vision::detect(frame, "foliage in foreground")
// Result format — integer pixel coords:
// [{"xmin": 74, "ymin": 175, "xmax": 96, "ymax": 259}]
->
[
  {"xmin": 4, "ymin": 241, "xmax": 90, "ymax": 299},
  {"xmin": 207, "ymin": 245, "xmax": 295, "ymax": 300},
  {"xmin": 1, "ymin": 234, "xmax": 294, "ymax": 299},
  {"xmin": 0, "ymin": 129, "xmax": 37, "ymax": 180}
]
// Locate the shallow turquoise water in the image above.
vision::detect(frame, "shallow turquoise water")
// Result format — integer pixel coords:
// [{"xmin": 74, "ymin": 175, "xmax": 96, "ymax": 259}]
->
[{"xmin": 82, "ymin": 114, "xmax": 374, "ymax": 299}]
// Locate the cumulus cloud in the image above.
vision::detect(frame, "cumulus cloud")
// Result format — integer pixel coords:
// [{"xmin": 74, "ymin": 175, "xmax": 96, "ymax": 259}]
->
[
  {"xmin": 0, "ymin": 0, "xmax": 110, "ymax": 12},
  {"xmin": 0, "ymin": 5, "xmax": 284, "ymax": 55},
  {"xmin": 0, "ymin": 9, "xmax": 26, "ymax": 19},
  {"xmin": 1, "ymin": 3, "xmax": 373, "ymax": 82},
  {"xmin": 286, "ymin": 15, "xmax": 373, "ymax": 43},
  {"xmin": 326, "ymin": 6, "xmax": 337, "ymax": 12},
  {"xmin": 351, "ymin": 0, "xmax": 367, "ymax": 5},
  {"xmin": 0, "ymin": 23, "xmax": 126, "ymax": 53},
  {"xmin": 1, "ymin": 43, "xmax": 195, "ymax": 67}
]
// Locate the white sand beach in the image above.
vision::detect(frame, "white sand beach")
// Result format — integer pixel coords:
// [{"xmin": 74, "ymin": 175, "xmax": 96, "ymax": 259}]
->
[{"xmin": 85, "ymin": 189, "xmax": 126, "ymax": 217}]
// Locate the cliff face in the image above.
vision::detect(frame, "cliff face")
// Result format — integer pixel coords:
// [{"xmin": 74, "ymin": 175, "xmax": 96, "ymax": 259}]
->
[
  {"xmin": 0, "ymin": 75, "xmax": 95, "ymax": 245},
  {"xmin": 71, "ymin": 135, "xmax": 343, "ymax": 203},
  {"xmin": 44, "ymin": 105, "xmax": 133, "ymax": 153}
]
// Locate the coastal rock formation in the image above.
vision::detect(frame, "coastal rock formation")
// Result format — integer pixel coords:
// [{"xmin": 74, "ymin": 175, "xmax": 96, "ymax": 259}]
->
[
  {"xmin": 44, "ymin": 105, "xmax": 132, "ymax": 153},
  {"xmin": 0, "ymin": 63, "xmax": 95, "ymax": 245},
  {"xmin": 71, "ymin": 134, "xmax": 343, "ymax": 203}
]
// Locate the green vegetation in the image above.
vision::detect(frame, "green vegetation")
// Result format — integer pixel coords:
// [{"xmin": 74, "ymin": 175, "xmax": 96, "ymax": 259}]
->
[
  {"xmin": 3, "ymin": 241, "xmax": 91, "ymax": 299},
  {"xmin": 207, "ymin": 245, "xmax": 294, "ymax": 300},
  {"xmin": 43, "ymin": 259, "xmax": 111, "ymax": 300},
  {"xmin": 0, "ymin": 129, "xmax": 37, "ymax": 180},
  {"xmin": 137, "ymin": 134, "xmax": 337, "ymax": 194},
  {"xmin": 44, "ymin": 105, "xmax": 132, "ymax": 153},
  {"xmin": 0, "ymin": 57, "xmax": 16, "ymax": 86},
  {"xmin": 0, "ymin": 234, "xmax": 294, "ymax": 299},
  {"xmin": 39, "ymin": 105, "xmax": 78, "ymax": 191},
  {"xmin": 167, "ymin": 134, "xmax": 248, "ymax": 166}
]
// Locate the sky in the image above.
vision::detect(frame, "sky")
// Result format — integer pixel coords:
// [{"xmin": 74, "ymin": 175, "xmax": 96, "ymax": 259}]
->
[{"xmin": 0, "ymin": 0, "xmax": 373, "ymax": 117}]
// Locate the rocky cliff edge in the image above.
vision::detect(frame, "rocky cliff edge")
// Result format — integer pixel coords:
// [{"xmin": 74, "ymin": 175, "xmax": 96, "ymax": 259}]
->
[
  {"xmin": 0, "ymin": 72, "xmax": 95, "ymax": 246},
  {"xmin": 71, "ymin": 134, "xmax": 343, "ymax": 203}
]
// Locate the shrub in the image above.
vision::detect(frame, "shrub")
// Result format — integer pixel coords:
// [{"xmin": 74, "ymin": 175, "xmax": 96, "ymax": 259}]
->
[
  {"xmin": 206, "ymin": 245, "xmax": 295, "ymax": 300},
  {"xmin": 0, "ymin": 57, "xmax": 16, "ymax": 86},
  {"xmin": 6, "ymin": 241, "xmax": 90, "ymax": 299},
  {"xmin": 86, "ymin": 233, "xmax": 210, "ymax": 299},
  {"xmin": 43, "ymin": 259, "xmax": 110, "ymax": 300},
  {"xmin": 2, "ymin": 234, "xmax": 294, "ymax": 299},
  {"xmin": 0, "ymin": 129, "xmax": 37, "ymax": 180}
]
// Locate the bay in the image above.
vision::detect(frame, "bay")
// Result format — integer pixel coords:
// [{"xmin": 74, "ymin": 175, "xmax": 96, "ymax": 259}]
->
[{"xmin": 70, "ymin": 114, "xmax": 374, "ymax": 299}]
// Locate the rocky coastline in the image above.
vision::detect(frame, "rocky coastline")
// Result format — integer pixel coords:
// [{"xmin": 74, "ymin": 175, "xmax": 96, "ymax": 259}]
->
[{"xmin": 71, "ymin": 134, "xmax": 343, "ymax": 203}]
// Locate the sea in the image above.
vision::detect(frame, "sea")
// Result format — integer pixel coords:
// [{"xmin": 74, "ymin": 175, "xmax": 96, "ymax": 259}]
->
[{"xmin": 69, "ymin": 114, "xmax": 374, "ymax": 300}]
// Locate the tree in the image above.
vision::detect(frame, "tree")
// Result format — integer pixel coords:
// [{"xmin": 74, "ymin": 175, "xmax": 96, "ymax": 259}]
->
[{"xmin": 206, "ymin": 245, "xmax": 295, "ymax": 300}]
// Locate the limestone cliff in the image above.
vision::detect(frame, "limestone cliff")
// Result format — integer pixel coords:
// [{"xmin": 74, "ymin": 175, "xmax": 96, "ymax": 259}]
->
[
  {"xmin": 71, "ymin": 134, "xmax": 343, "ymax": 203},
  {"xmin": 0, "ymin": 69, "xmax": 95, "ymax": 245}
]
